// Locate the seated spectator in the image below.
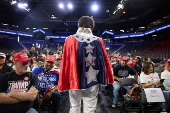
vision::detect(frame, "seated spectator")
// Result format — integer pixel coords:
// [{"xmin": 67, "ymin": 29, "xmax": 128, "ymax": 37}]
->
[
  {"xmin": 110, "ymin": 54, "xmax": 120, "ymax": 67},
  {"xmin": 112, "ymin": 56, "xmax": 137, "ymax": 108},
  {"xmin": 0, "ymin": 53, "xmax": 13, "ymax": 75},
  {"xmin": 54, "ymin": 57, "xmax": 62, "ymax": 68},
  {"xmin": 140, "ymin": 62, "xmax": 169, "ymax": 112},
  {"xmin": 0, "ymin": 53, "xmax": 38, "ymax": 113},
  {"xmin": 161, "ymin": 59, "xmax": 170, "ymax": 79},
  {"xmin": 32, "ymin": 55, "xmax": 60, "ymax": 113},
  {"xmin": 127, "ymin": 60, "xmax": 141, "ymax": 76},
  {"xmin": 135, "ymin": 56, "xmax": 142, "ymax": 68},
  {"xmin": 32, "ymin": 58, "xmax": 42, "ymax": 71},
  {"xmin": 6, "ymin": 55, "xmax": 14, "ymax": 67},
  {"xmin": 160, "ymin": 57, "xmax": 167, "ymax": 64},
  {"xmin": 147, "ymin": 58, "xmax": 154, "ymax": 64}
]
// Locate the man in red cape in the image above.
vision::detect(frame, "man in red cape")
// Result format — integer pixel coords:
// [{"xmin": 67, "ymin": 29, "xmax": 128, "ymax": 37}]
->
[{"xmin": 58, "ymin": 16, "xmax": 114, "ymax": 113}]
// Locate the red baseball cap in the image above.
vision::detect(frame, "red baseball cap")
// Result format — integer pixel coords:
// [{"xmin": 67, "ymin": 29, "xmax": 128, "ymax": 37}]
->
[
  {"xmin": 14, "ymin": 53, "xmax": 30, "ymax": 62},
  {"xmin": 127, "ymin": 61, "xmax": 133, "ymax": 65},
  {"xmin": 45, "ymin": 55, "xmax": 55, "ymax": 62},
  {"xmin": 121, "ymin": 56, "xmax": 129, "ymax": 61},
  {"xmin": 113, "ymin": 54, "xmax": 118, "ymax": 58},
  {"xmin": 131, "ymin": 60, "xmax": 136, "ymax": 65},
  {"xmin": 21, "ymin": 49, "xmax": 28, "ymax": 53},
  {"xmin": 31, "ymin": 47, "xmax": 35, "ymax": 49},
  {"xmin": 166, "ymin": 59, "xmax": 170, "ymax": 63}
]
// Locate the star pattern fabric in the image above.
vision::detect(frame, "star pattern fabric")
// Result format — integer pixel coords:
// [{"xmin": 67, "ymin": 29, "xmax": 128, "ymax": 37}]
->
[
  {"xmin": 86, "ymin": 65, "xmax": 99, "ymax": 84},
  {"xmin": 84, "ymin": 44, "xmax": 94, "ymax": 53},
  {"xmin": 85, "ymin": 53, "xmax": 96, "ymax": 67}
]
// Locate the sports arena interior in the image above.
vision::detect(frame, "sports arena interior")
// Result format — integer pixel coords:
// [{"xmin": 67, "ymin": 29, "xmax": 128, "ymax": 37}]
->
[{"xmin": 0, "ymin": 0, "xmax": 170, "ymax": 113}]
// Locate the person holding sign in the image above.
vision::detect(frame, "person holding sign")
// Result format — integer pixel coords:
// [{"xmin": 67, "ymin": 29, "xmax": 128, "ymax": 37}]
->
[{"xmin": 140, "ymin": 62, "xmax": 168, "ymax": 112}]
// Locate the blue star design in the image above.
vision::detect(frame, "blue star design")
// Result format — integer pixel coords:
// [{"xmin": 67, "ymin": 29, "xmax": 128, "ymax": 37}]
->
[
  {"xmin": 84, "ymin": 44, "xmax": 94, "ymax": 53},
  {"xmin": 86, "ymin": 66, "xmax": 99, "ymax": 84}
]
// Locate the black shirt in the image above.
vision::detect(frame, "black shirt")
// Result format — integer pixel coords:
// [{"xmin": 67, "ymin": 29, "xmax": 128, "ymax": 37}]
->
[
  {"xmin": 113, "ymin": 64, "xmax": 136, "ymax": 81},
  {"xmin": 0, "ymin": 71, "xmax": 38, "ymax": 113},
  {"xmin": 0, "ymin": 65, "xmax": 13, "ymax": 75}
]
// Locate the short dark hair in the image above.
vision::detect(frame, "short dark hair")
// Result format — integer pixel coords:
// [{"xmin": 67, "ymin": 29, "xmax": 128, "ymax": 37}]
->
[
  {"xmin": 142, "ymin": 62, "xmax": 155, "ymax": 75},
  {"xmin": 78, "ymin": 16, "xmax": 95, "ymax": 30}
]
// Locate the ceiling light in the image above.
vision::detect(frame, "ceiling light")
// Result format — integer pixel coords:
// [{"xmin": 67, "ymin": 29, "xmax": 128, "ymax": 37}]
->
[
  {"xmin": 10, "ymin": 0, "xmax": 17, "ymax": 5},
  {"xmin": 59, "ymin": 3, "xmax": 64, "ymax": 9},
  {"xmin": 18, "ymin": 3, "xmax": 28, "ymax": 8},
  {"xmin": 92, "ymin": 4, "xmax": 98, "ymax": 11},
  {"xmin": 67, "ymin": 3, "xmax": 73, "ymax": 9}
]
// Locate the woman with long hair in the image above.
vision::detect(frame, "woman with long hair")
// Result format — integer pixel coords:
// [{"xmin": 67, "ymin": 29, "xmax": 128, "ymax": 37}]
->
[{"xmin": 0, "ymin": 53, "xmax": 13, "ymax": 75}]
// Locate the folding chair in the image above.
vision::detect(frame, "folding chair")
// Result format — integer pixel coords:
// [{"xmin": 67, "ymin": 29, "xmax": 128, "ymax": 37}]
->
[
  {"xmin": 34, "ymin": 93, "xmax": 53, "ymax": 113},
  {"xmin": 120, "ymin": 78, "xmax": 142, "ymax": 113},
  {"xmin": 141, "ymin": 88, "xmax": 169, "ymax": 113}
]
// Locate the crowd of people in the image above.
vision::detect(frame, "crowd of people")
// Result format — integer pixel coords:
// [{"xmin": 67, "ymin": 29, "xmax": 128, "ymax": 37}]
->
[{"xmin": 0, "ymin": 16, "xmax": 170, "ymax": 113}]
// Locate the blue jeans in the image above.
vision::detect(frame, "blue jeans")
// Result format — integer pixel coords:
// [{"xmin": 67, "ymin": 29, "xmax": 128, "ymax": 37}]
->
[
  {"xmin": 26, "ymin": 108, "xmax": 38, "ymax": 113},
  {"xmin": 51, "ymin": 91, "xmax": 61, "ymax": 113},
  {"xmin": 162, "ymin": 90, "xmax": 170, "ymax": 109},
  {"xmin": 112, "ymin": 81, "xmax": 130, "ymax": 104}
]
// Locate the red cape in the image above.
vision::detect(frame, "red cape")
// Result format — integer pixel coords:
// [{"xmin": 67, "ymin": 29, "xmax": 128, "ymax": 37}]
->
[{"xmin": 58, "ymin": 36, "xmax": 114, "ymax": 91}]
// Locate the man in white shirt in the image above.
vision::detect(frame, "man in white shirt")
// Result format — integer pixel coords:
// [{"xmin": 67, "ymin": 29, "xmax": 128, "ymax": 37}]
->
[{"xmin": 161, "ymin": 59, "xmax": 170, "ymax": 79}]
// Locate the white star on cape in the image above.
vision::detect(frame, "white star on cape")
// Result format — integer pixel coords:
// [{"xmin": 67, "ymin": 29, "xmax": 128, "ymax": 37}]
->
[
  {"xmin": 86, "ymin": 65, "xmax": 99, "ymax": 84},
  {"xmin": 84, "ymin": 44, "xmax": 94, "ymax": 53},
  {"xmin": 85, "ymin": 53, "xmax": 96, "ymax": 67}
]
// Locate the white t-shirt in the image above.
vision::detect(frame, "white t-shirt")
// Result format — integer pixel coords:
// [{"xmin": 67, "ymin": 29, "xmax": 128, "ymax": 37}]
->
[
  {"xmin": 161, "ymin": 70, "xmax": 170, "ymax": 79},
  {"xmin": 140, "ymin": 72, "xmax": 160, "ymax": 88}
]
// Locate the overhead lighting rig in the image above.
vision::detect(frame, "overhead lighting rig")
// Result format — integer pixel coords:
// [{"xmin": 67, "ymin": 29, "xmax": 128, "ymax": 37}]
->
[
  {"xmin": 113, "ymin": 0, "xmax": 127, "ymax": 14},
  {"xmin": 10, "ymin": 0, "xmax": 31, "ymax": 12}
]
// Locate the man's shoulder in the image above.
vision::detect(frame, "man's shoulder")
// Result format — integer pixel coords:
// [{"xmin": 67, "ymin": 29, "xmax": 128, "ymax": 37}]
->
[
  {"xmin": 161, "ymin": 70, "xmax": 170, "ymax": 75},
  {"xmin": 32, "ymin": 66, "xmax": 44, "ymax": 74}
]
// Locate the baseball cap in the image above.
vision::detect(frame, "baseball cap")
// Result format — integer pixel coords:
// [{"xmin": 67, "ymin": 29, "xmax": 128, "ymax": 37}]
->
[
  {"xmin": 0, "ymin": 53, "xmax": 6, "ymax": 58},
  {"xmin": 127, "ymin": 61, "xmax": 133, "ymax": 65},
  {"xmin": 21, "ymin": 49, "xmax": 28, "ymax": 53},
  {"xmin": 31, "ymin": 47, "xmax": 35, "ymax": 49},
  {"xmin": 13, "ymin": 53, "xmax": 30, "ymax": 62},
  {"xmin": 131, "ymin": 60, "xmax": 136, "ymax": 65},
  {"xmin": 113, "ymin": 54, "xmax": 119, "ymax": 58},
  {"xmin": 45, "ymin": 55, "xmax": 55, "ymax": 62},
  {"xmin": 166, "ymin": 59, "xmax": 170, "ymax": 63},
  {"xmin": 121, "ymin": 56, "xmax": 129, "ymax": 61}
]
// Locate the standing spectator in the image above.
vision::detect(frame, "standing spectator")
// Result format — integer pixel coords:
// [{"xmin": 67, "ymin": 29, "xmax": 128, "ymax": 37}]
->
[
  {"xmin": 0, "ymin": 53, "xmax": 13, "ymax": 75},
  {"xmin": 58, "ymin": 16, "xmax": 114, "ymax": 113},
  {"xmin": 0, "ymin": 53, "xmax": 38, "ymax": 113},
  {"xmin": 32, "ymin": 55, "xmax": 60, "ymax": 113},
  {"xmin": 112, "ymin": 56, "xmax": 137, "ymax": 108}
]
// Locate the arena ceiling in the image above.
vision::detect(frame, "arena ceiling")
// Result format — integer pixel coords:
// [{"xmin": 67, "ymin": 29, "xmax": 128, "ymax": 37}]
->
[{"xmin": 0, "ymin": 0, "xmax": 170, "ymax": 31}]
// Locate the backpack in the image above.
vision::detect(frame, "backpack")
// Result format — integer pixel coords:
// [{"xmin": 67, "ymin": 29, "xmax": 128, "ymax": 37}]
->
[{"xmin": 128, "ymin": 83, "xmax": 141, "ymax": 99}]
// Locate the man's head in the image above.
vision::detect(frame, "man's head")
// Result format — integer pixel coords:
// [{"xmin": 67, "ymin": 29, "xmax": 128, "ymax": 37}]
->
[
  {"xmin": 44, "ymin": 55, "xmax": 55, "ymax": 71},
  {"xmin": 78, "ymin": 16, "xmax": 95, "ymax": 31},
  {"xmin": 54, "ymin": 57, "xmax": 62, "ymax": 67},
  {"xmin": 13, "ymin": 53, "xmax": 30, "ymax": 74},
  {"xmin": 120, "ymin": 56, "xmax": 129, "ymax": 67},
  {"xmin": 0, "ymin": 53, "xmax": 6, "ymax": 65}
]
